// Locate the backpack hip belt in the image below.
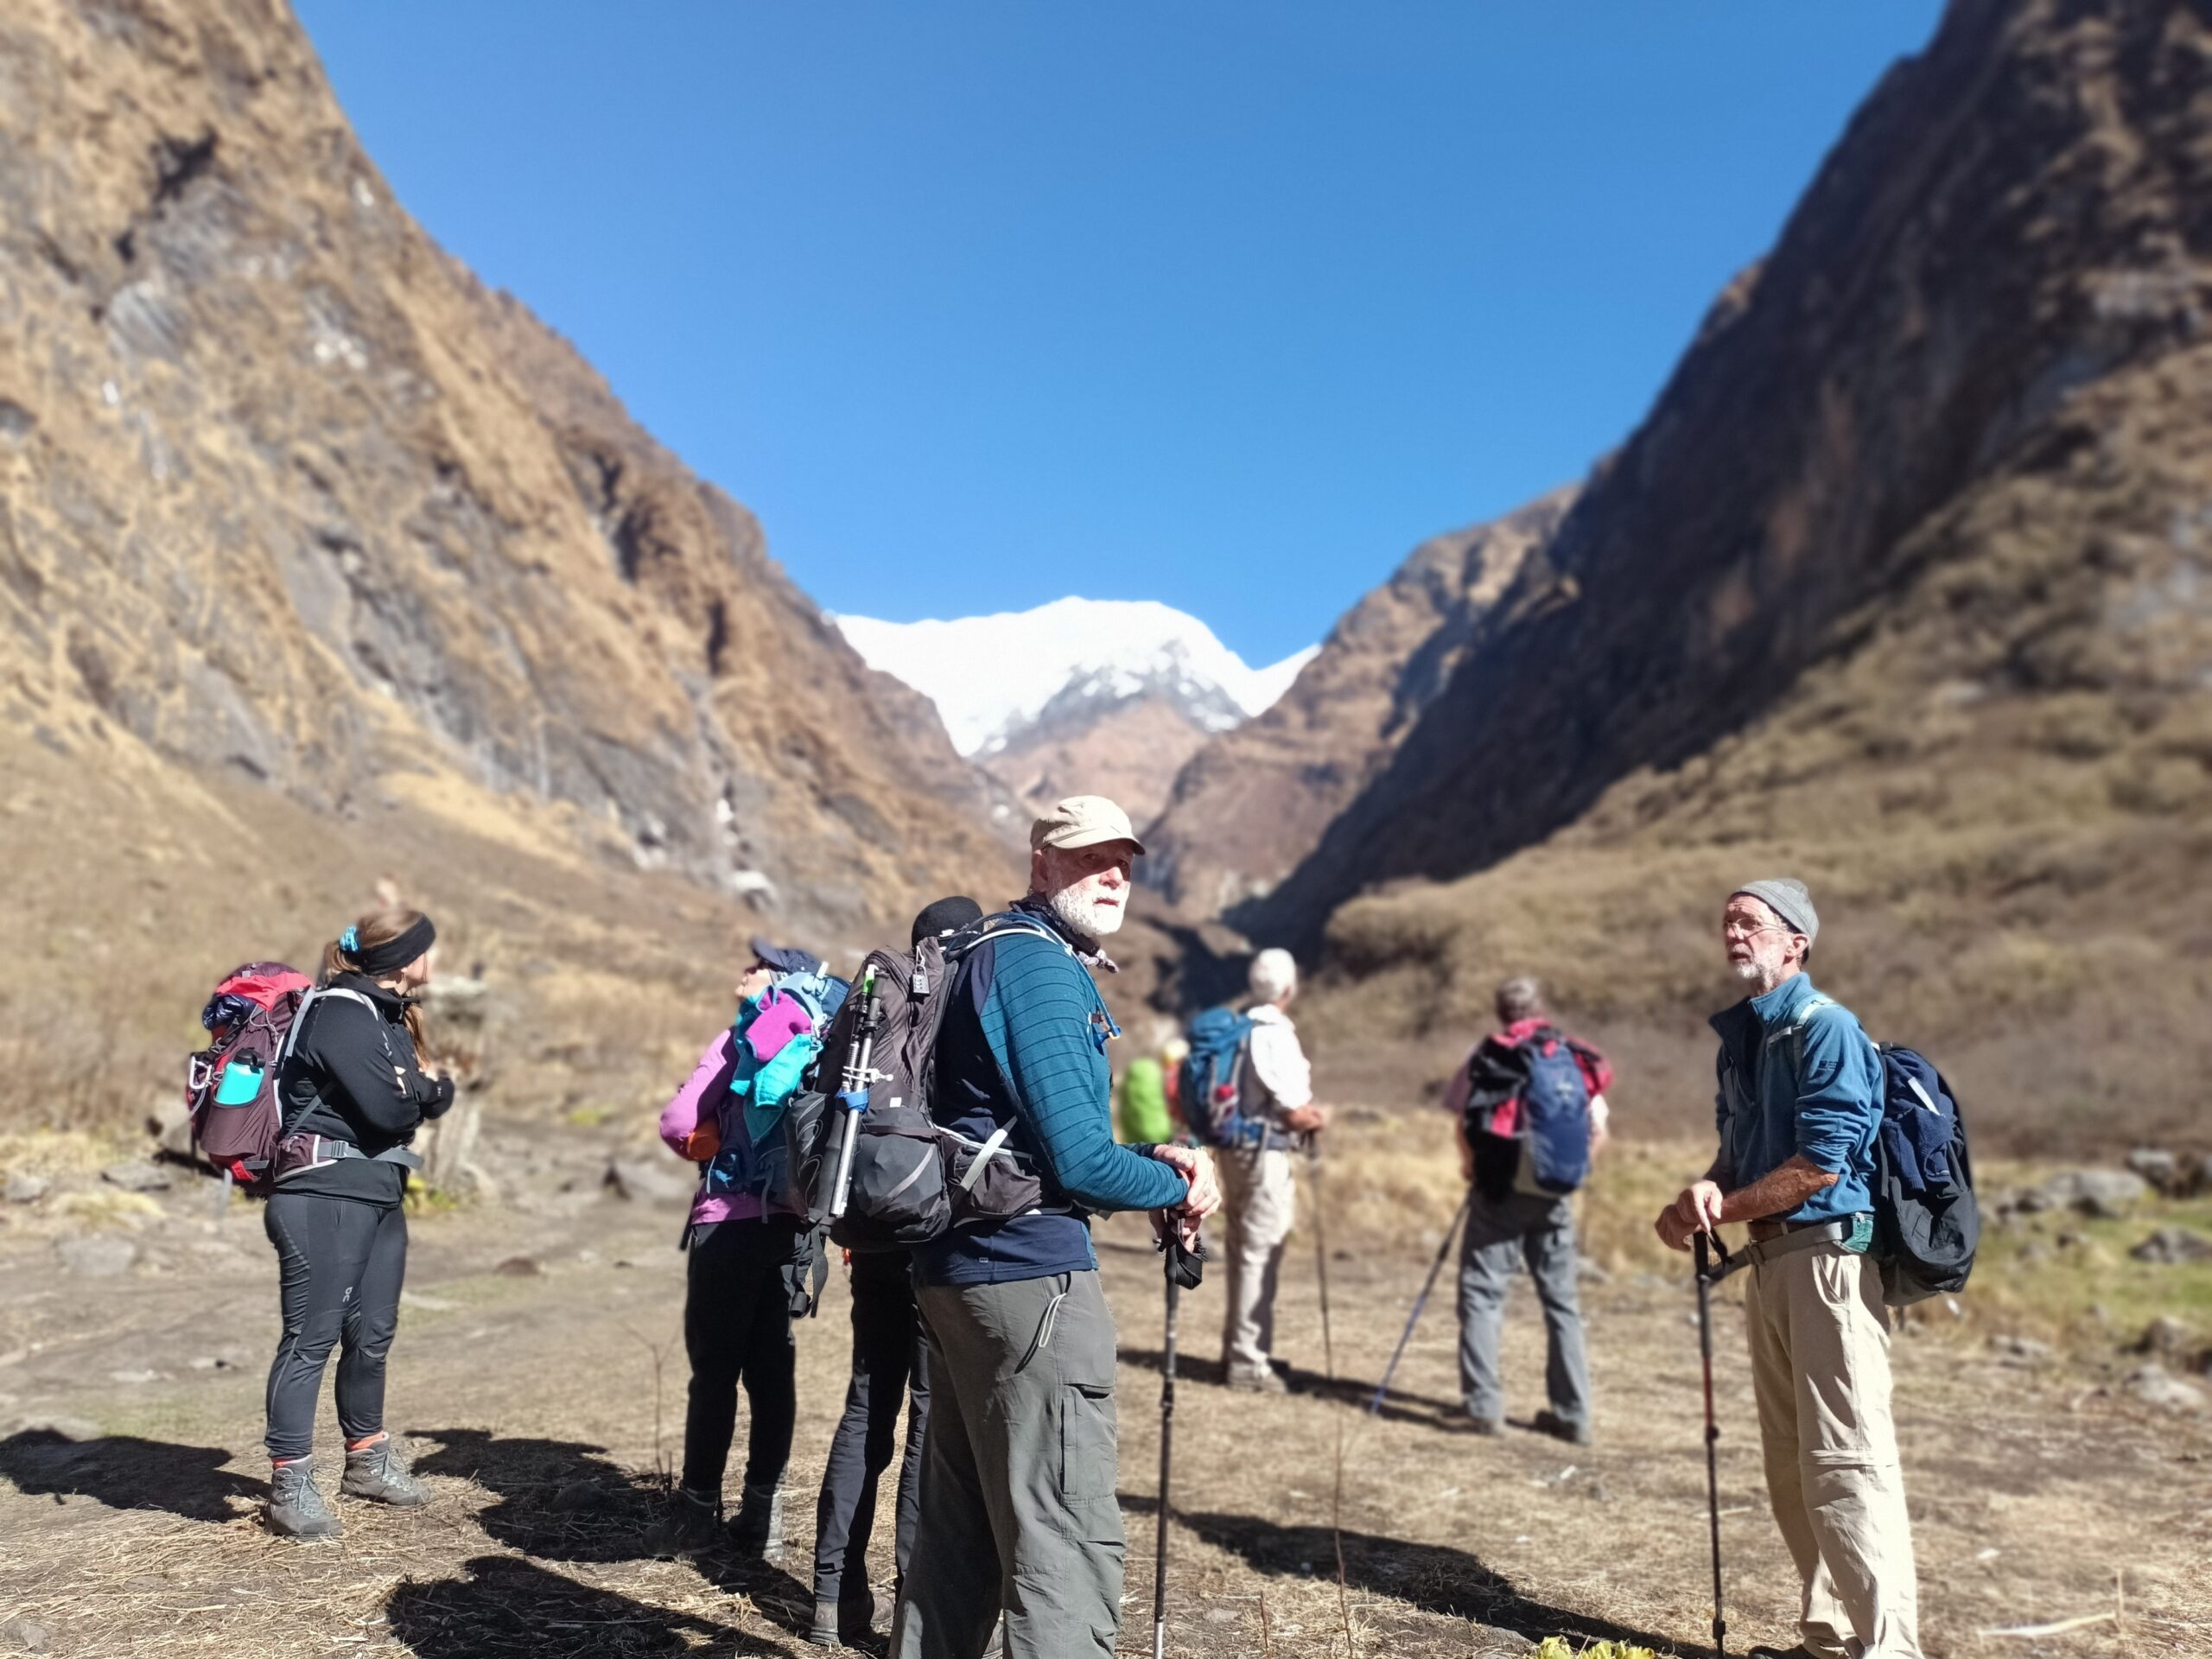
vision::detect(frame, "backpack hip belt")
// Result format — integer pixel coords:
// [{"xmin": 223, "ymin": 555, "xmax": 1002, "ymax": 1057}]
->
[
  {"xmin": 274, "ymin": 1135, "xmax": 425, "ymax": 1184},
  {"xmin": 1709, "ymin": 1214, "xmax": 1864, "ymax": 1281}
]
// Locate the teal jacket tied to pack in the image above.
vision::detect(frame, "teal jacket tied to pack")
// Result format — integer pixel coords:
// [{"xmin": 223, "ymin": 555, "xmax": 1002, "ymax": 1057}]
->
[{"xmin": 1709, "ymin": 973, "xmax": 1881, "ymax": 1224}]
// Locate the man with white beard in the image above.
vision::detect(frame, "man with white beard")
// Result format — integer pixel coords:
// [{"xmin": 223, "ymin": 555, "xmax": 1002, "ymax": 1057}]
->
[
  {"xmin": 893, "ymin": 795, "xmax": 1220, "ymax": 1659},
  {"xmin": 1655, "ymin": 879, "xmax": 1923, "ymax": 1659}
]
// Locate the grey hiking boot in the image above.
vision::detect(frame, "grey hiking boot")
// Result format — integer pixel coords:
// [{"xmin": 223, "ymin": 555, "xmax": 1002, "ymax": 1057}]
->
[
  {"xmin": 341, "ymin": 1436, "xmax": 429, "ymax": 1505},
  {"xmin": 806, "ymin": 1588, "xmax": 877, "ymax": 1647},
  {"xmin": 267, "ymin": 1457, "xmax": 343, "ymax": 1540},
  {"xmin": 1224, "ymin": 1361, "xmax": 1288, "ymax": 1394},
  {"xmin": 1531, "ymin": 1408, "xmax": 1593, "ymax": 1446},
  {"xmin": 645, "ymin": 1487, "xmax": 721, "ymax": 1558},
  {"xmin": 726, "ymin": 1480, "xmax": 785, "ymax": 1562},
  {"xmin": 1456, "ymin": 1413, "xmax": 1503, "ymax": 1436}
]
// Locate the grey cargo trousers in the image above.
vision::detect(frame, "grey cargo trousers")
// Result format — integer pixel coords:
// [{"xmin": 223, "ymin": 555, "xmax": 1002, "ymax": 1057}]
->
[
  {"xmin": 1456, "ymin": 1190, "xmax": 1591, "ymax": 1429},
  {"xmin": 892, "ymin": 1269, "xmax": 1124, "ymax": 1659}
]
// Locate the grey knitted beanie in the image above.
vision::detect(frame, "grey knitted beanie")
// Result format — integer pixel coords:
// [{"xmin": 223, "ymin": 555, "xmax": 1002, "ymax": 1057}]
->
[{"xmin": 1732, "ymin": 878, "xmax": 1819, "ymax": 945}]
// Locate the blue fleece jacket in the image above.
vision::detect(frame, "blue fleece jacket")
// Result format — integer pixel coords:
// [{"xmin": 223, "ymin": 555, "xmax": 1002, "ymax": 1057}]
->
[
  {"xmin": 918, "ymin": 899, "xmax": 1188, "ymax": 1286},
  {"xmin": 1709, "ymin": 973, "xmax": 1880, "ymax": 1224}
]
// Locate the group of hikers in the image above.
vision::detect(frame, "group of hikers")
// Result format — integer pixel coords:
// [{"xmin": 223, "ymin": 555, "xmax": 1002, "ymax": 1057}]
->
[{"xmin": 192, "ymin": 790, "xmax": 1939, "ymax": 1659}]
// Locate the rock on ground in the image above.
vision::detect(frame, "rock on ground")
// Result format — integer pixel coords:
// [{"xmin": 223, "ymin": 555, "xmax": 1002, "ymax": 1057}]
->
[
  {"xmin": 2124, "ymin": 1363, "xmax": 2209, "ymax": 1414},
  {"xmin": 604, "ymin": 1157, "xmax": 690, "ymax": 1205},
  {"xmin": 2038, "ymin": 1168, "xmax": 2150, "ymax": 1218},
  {"xmin": 2131, "ymin": 1226, "xmax": 2212, "ymax": 1265},
  {"xmin": 3, "ymin": 1173, "xmax": 48, "ymax": 1204},
  {"xmin": 54, "ymin": 1235, "xmax": 138, "ymax": 1277},
  {"xmin": 99, "ymin": 1161, "xmax": 170, "ymax": 1192}
]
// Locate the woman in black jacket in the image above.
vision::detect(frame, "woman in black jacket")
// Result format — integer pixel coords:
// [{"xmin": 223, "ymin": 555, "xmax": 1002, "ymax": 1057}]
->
[{"xmin": 263, "ymin": 906, "xmax": 454, "ymax": 1539}]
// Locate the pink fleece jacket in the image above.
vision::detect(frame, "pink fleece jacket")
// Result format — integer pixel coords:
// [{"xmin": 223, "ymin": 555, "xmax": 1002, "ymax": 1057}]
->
[{"xmin": 658, "ymin": 1029, "xmax": 798, "ymax": 1229}]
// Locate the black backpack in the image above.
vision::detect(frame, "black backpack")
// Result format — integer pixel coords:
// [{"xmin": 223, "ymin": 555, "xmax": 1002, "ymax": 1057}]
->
[
  {"xmin": 783, "ymin": 913, "xmax": 1069, "ymax": 1252},
  {"xmin": 1772, "ymin": 996, "xmax": 1979, "ymax": 1306}
]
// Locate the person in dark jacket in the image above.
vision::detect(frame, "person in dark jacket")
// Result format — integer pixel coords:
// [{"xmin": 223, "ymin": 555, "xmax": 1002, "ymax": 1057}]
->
[
  {"xmin": 807, "ymin": 895, "xmax": 982, "ymax": 1649},
  {"xmin": 263, "ymin": 906, "xmax": 454, "ymax": 1540}
]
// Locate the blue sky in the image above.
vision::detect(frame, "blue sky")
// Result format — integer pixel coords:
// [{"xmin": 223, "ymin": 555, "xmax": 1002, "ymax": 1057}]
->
[{"xmin": 296, "ymin": 3, "xmax": 1941, "ymax": 667}]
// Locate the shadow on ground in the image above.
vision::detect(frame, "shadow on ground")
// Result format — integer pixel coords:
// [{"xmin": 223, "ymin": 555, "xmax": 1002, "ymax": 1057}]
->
[
  {"xmin": 0, "ymin": 1429, "xmax": 264, "ymax": 1522},
  {"xmin": 1116, "ymin": 1344, "xmax": 1463, "ymax": 1428},
  {"xmin": 385, "ymin": 1553, "xmax": 783, "ymax": 1658},
  {"xmin": 1126, "ymin": 1493, "xmax": 1698, "ymax": 1655},
  {"xmin": 414, "ymin": 1426, "xmax": 665, "ymax": 1563}
]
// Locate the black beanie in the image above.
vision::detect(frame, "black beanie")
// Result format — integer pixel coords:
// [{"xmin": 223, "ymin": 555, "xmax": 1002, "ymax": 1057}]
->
[{"xmin": 911, "ymin": 895, "xmax": 983, "ymax": 948}]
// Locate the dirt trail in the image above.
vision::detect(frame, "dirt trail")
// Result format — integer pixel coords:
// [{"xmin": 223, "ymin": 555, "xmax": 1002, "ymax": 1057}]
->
[{"xmin": 2, "ymin": 1165, "xmax": 2206, "ymax": 1658}]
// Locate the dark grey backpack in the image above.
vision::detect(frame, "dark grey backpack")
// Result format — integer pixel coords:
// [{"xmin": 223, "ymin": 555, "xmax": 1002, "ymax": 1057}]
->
[{"xmin": 786, "ymin": 915, "xmax": 1065, "ymax": 1252}]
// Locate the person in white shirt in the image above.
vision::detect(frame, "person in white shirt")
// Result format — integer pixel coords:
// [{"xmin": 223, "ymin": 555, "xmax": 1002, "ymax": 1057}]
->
[{"xmin": 1218, "ymin": 949, "xmax": 1328, "ymax": 1393}]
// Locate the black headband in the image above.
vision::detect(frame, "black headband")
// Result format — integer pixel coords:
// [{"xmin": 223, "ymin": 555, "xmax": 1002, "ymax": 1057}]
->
[{"xmin": 351, "ymin": 914, "xmax": 437, "ymax": 977}]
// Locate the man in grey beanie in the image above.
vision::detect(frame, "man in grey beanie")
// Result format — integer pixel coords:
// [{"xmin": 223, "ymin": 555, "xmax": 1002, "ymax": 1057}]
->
[{"xmin": 1653, "ymin": 880, "xmax": 1922, "ymax": 1659}]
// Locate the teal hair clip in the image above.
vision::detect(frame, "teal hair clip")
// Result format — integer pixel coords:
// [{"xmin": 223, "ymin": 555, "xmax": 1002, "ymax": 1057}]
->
[{"xmin": 340, "ymin": 925, "xmax": 359, "ymax": 953}]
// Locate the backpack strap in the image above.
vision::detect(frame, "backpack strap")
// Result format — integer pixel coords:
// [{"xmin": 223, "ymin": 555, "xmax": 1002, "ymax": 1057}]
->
[
  {"xmin": 273, "ymin": 987, "xmax": 388, "ymax": 1139},
  {"xmin": 1773, "ymin": 993, "xmax": 1837, "ymax": 1077}
]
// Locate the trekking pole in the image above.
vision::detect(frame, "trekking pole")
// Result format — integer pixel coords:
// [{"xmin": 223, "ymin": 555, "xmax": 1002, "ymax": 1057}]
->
[
  {"xmin": 1370, "ymin": 1186, "xmax": 1473, "ymax": 1414},
  {"xmin": 1694, "ymin": 1229, "xmax": 1732, "ymax": 1659},
  {"xmin": 1306, "ymin": 1135, "xmax": 1335, "ymax": 1379},
  {"xmin": 825, "ymin": 967, "xmax": 882, "ymax": 1218},
  {"xmin": 1154, "ymin": 1225, "xmax": 1204, "ymax": 1659}
]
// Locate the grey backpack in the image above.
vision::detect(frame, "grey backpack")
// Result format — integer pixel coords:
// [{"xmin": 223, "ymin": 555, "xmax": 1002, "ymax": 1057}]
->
[{"xmin": 787, "ymin": 915, "xmax": 1065, "ymax": 1252}]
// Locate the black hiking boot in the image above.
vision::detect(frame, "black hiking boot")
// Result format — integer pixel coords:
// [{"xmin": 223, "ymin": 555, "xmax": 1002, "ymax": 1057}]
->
[
  {"xmin": 645, "ymin": 1487, "xmax": 721, "ymax": 1558},
  {"xmin": 805, "ymin": 1588, "xmax": 877, "ymax": 1647},
  {"xmin": 726, "ymin": 1480, "xmax": 785, "ymax": 1563},
  {"xmin": 1531, "ymin": 1408, "xmax": 1593, "ymax": 1446},
  {"xmin": 267, "ymin": 1457, "xmax": 343, "ymax": 1540},
  {"xmin": 341, "ymin": 1435, "xmax": 429, "ymax": 1505}
]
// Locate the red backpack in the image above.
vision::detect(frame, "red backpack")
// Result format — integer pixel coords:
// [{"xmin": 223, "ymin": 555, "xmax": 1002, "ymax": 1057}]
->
[{"xmin": 186, "ymin": 962, "xmax": 314, "ymax": 1192}]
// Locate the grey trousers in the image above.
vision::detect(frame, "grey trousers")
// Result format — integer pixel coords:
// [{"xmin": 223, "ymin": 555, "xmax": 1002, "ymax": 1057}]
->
[
  {"xmin": 1455, "ymin": 1190, "xmax": 1590, "ymax": 1427},
  {"xmin": 892, "ymin": 1270, "xmax": 1124, "ymax": 1659}
]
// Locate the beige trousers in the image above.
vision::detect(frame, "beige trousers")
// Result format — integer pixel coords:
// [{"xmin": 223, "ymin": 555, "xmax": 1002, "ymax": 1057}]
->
[
  {"xmin": 1217, "ymin": 1145, "xmax": 1297, "ymax": 1376},
  {"xmin": 1744, "ymin": 1244, "xmax": 1923, "ymax": 1659}
]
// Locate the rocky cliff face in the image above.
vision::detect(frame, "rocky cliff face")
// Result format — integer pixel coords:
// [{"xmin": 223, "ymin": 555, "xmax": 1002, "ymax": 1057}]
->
[
  {"xmin": 0, "ymin": 0, "xmax": 1009, "ymax": 941},
  {"xmin": 1255, "ymin": 0, "xmax": 2212, "ymax": 1152},
  {"xmin": 1144, "ymin": 491, "xmax": 1572, "ymax": 914}
]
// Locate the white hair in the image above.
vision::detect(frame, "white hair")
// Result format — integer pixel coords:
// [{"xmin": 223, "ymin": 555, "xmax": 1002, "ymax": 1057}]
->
[{"xmin": 1248, "ymin": 947, "xmax": 1298, "ymax": 1005}]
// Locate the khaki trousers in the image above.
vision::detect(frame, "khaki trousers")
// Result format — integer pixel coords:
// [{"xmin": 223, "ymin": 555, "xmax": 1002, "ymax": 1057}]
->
[
  {"xmin": 893, "ymin": 1271, "xmax": 1124, "ymax": 1659},
  {"xmin": 1744, "ymin": 1244, "xmax": 1923, "ymax": 1659},
  {"xmin": 1217, "ymin": 1145, "xmax": 1297, "ymax": 1376}
]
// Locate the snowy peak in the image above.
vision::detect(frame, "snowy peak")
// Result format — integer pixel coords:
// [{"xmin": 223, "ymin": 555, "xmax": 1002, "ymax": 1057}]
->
[{"xmin": 835, "ymin": 598, "xmax": 1316, "ymax": 758}]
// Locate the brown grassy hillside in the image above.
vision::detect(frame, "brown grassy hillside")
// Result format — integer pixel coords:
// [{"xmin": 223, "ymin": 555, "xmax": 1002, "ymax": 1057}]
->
[{"xmin": 1248, "ymin": 0, "xmax": 2212, "ymax": 1154}]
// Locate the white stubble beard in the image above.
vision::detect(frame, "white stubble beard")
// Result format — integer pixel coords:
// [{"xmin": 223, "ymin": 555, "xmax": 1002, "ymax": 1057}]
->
[{"xmin": 1047, "ymin": 878, "xmax": 1126, "ymax": 941}]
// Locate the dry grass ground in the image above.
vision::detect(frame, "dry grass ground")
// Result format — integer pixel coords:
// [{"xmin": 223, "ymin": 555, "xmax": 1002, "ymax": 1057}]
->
[{"xmin": 3, "ymin": 1104, "xmax": 2208, "ymax": 1659}]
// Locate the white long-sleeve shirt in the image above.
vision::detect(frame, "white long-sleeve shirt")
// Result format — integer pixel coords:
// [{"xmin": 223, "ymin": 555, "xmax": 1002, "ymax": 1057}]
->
[{"xmin": 1243, "ymin": 1003, "xmax": 1313, "ymax": 1126}]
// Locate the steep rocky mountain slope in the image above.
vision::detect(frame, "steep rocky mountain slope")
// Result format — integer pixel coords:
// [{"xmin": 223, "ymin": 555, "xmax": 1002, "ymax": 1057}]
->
[
  {"xmin": 1255, "ymin": 0, "xmax": 2212, "ymax": 1153},
  {"xmin": 0, "ymin": 0, "xmax": 1016, "ymax": 1110},
  {"xmin": 1144, "ymin": 490, "xmax": 1573, "ymax": 914}
]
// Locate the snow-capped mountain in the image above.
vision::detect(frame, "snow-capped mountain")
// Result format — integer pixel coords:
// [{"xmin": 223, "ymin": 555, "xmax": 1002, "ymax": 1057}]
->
[
  {"xmin": 835, "ymin": 599, "xmax": 1315, "ymax": 758},
  {"xmin": 835, "ymin": 599, "xmax": 1317, "ymax": 824}
]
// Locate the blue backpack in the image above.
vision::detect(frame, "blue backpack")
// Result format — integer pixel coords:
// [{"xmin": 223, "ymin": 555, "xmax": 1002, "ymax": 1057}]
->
[
  {"xmin": 1513, "ymin": 1033, "xmax": 1594, "ymax": 1197},
  {"xmin": 1781, "ymin": 996, "xmax": 1979, "ymax": 1306},
  {"xmin": 1178, "ymin": 1007, "xmax": 1255, "ymax": 1148}
]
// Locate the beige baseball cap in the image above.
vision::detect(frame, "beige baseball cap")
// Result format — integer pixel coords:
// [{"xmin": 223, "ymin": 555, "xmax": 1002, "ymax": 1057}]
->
[{"xmin": 1029, "ymin": 794, "xmax": 1147, "ymax": 855}]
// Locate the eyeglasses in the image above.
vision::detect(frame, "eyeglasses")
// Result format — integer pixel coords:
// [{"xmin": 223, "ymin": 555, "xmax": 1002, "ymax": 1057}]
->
[{"xmin": 1720, "ymin": 919, "xmax": 1789, "ymax": 941}]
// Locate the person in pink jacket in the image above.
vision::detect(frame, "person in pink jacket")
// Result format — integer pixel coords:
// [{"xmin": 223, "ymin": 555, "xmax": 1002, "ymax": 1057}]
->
[{"xmin": 650, "ymin": 938, "xmax": 827, "ymax": 1562}]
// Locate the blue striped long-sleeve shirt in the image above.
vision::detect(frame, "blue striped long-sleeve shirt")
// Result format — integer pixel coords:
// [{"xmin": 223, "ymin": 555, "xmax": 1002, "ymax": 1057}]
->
[{"xmin": 918, "ymin": 902, "xmax": 1187, "ymax": 1286}]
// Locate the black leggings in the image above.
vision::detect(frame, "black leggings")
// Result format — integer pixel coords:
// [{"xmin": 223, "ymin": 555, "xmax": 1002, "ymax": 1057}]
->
[
  {"xmin": 812, "ymin": 1250, "xmax": 930, "ymax": 1605},
  {"xmin": 264, "ymin": 1192, "xmax": 408, "ymax": 1461},
  {"xmin": 682, "ymin": 1217, "xmax": 807, "ymax": 1497}
]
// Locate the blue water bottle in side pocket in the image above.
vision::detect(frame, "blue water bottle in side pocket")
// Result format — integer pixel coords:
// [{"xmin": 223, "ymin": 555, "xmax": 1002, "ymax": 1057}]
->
[{"xmin": 213, "ymin": 1059, "xmax": 265, "ymax": 1106}]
